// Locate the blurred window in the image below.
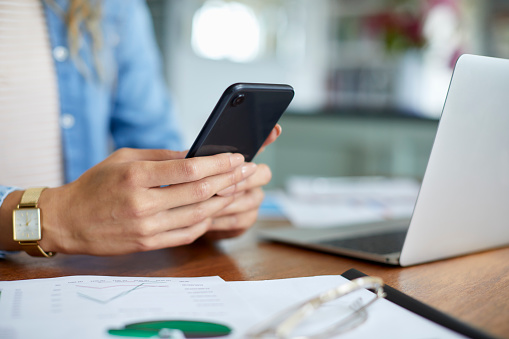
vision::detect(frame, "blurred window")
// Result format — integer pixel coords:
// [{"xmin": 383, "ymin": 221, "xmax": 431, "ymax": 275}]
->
[{"xmin": 191, "ymin": 0, "xmax": 262, "ymax": 62}]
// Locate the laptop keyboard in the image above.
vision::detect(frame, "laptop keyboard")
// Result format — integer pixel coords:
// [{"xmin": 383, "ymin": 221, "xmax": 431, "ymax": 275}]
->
[{"xmin": 317, "ymin": 230, "xmax": 407, "ymax": 255}]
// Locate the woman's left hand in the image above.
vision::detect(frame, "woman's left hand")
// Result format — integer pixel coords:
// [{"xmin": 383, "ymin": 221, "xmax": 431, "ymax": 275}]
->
[
  {"xmin": 258, "ymin": 124, "xmax": 282, "ymax": 153},
  {"xmin": 206, "ymin": 124, "xmax": 282, "ymax": 239},
  {"xmin": 207, "ymin": 165, "xmax": 271, "ymax": 239}
]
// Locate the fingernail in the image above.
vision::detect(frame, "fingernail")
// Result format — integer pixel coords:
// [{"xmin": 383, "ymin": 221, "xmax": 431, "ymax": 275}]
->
[
  {"xmin": 241, "ymin": 162, "xmax": 257, "ymax": 177},
  {"xmin": 230, "ymin": 153, "xmax": 244, "ymax": 166},
  {"xmin": 276, "ymin": 124, "xmax": 282, "ymax": 135}
]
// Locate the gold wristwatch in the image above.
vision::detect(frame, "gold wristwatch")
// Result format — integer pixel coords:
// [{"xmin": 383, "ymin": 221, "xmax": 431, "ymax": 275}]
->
[{"xmin": 12, "ymin": 187, "xmax": 55, "ymax": 257}]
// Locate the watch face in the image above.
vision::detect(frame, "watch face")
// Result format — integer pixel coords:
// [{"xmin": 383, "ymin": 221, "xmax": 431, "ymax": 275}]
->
[{"xmin": 13, "ymin": 208, "xmax": 41, "ymax": 241}]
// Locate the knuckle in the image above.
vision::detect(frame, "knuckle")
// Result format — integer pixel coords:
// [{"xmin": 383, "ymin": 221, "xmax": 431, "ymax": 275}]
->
[
  {"xmin": 190, "ymin": 204, "xmax": 208, "ymax": 224},
  {"xmin": 113, "ymin": 147, "xmax": 132, "ymax": 159},
  {"xmin": 208, "ymin": 154, "xmax": 231, "ymax": 173},
  {"xmin": 124, "ymin": 196, "xmax": 153, "ymax": 219},
  {"xmin": 230, "ymin": 168, "xmax": 243, "ymax": 185},
  {"xmin": 182, "ymin": 160, "xmax": 201, "ymax": 180},
  {"xmin": 134, "ymin": 237, "xmax": 154, "ymax": 252},
  {"xmin": 134, "ymin": 220, "xmax": 156, "ymax": 238},
  {"xmin": 181, "ymin": 221, "xmax": 208, "ymax": 245},
  {"xmin": 218, "ymin": 154, "xmax": 234, "ymax": 171},
  {"xmin": 121, "ymin": 164, "xmax": 143, "ymax": 187},
  {"xmin": 193, "ymin": 181, "xmax": 212, "ymax": 200}
]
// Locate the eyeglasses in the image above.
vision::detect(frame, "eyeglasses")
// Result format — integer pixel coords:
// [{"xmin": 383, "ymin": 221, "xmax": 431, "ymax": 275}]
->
[{"xmin": 246, "ymin": 276, "xmax": 386, "ymax": 339}]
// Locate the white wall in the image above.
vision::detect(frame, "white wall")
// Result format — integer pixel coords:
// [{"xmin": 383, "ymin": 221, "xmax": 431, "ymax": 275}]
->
[{"xmin": 163, "ymin": 0, "xmax": 330, "ymax": 147}]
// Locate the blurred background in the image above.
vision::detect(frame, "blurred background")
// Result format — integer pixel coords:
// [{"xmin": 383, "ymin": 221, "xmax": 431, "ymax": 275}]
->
[{"xmin": 146, "ymin": 0, "xmax": 508, "ymax": 189}]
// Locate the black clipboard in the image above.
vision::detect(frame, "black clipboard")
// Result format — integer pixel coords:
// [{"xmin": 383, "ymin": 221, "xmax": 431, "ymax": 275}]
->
[{"xmin": 341, "ymin": 269, "xmax": 499, "ymax": 339}]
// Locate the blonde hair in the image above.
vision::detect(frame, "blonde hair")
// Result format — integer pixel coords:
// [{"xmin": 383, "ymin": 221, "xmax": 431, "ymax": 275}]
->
[{"xmin": 45, "ymin": 0, "xmax": 103, "ymax": 80}]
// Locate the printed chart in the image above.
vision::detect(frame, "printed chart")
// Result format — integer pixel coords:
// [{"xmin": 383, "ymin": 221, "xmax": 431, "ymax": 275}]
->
[{"xmin": 0, "ymin": 276, "xmax": 256, "ymax": 338}]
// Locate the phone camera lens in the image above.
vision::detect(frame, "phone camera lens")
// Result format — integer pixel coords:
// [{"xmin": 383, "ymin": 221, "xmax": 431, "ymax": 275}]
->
[{"xmin": 231, "ymin": 94, "xmax": 245, "ymax": 107}]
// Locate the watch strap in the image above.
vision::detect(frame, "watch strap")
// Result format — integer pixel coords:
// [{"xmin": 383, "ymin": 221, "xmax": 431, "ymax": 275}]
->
[
  {"xmin": 19, "ymin": 242, "xmax": 55, "ymax": 257},
  {"xmin": 19, "ymin": 187, "xmax": 46, "ymax": 207}
]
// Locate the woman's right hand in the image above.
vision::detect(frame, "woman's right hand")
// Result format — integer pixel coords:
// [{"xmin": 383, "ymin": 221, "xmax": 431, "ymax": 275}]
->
[{"xmin": 37, "ymin": 148, "xmax": 256, "ymax": 255}]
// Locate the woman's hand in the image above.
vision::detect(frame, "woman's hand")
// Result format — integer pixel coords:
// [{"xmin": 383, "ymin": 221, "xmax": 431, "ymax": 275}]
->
[
  {"xmin": 37, "ymin": 148, "xmax": 257, "ymax": 255},
  {"xmin": 206, "ymin": 168, "xmax": 271, "ymax": 240},
  {"xmin": 206, "ymin": 124, "xmax": 282, "ymax": 239}
]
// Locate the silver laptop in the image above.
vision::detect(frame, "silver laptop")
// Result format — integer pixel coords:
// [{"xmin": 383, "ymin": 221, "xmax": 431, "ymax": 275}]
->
[{"xmin": 259, "ymin": 54, "xmax": 509, "ymax": 266}]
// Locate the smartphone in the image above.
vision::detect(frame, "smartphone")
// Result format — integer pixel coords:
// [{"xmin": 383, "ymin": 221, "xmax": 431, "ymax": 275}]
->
[{"xmin": 186, "ymin": 83, "xmax": 294, "ymax": 162}]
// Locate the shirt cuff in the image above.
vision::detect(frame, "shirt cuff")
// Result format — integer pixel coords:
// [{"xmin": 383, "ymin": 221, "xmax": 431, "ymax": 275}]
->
[
  {"xmin": 0, "ymin": 186, "xmax": 21, "ymax": 259},
  {"xmin": 0, "ymin": 186, "xmax": 20, "ymax": 207}
]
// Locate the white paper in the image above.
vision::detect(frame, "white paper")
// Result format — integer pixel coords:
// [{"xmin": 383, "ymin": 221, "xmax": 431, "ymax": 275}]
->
[
  {"xmin": 0, "ymin": 275, "xmax": 468, "ymax": 339},
  {"xmin": 0, "ymin": 275, "xmax": 258, "ymax": 339},
  {"xmin": 230, "ymin": 275, "xmax": 468, "ymax": 339},
  {"xmin": 278, "ymin": 176, "xmax": 420, "ymax": 228}
]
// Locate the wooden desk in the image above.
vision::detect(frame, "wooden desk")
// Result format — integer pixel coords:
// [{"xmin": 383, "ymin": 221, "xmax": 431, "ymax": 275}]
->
[{"xmin": 1, "ymin": 222, "xmax": 508, "ymax": 339}]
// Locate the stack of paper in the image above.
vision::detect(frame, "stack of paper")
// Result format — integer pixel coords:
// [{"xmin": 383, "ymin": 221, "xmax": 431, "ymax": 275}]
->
[
  {"xmin": 260, "ymin": 176, "xmax": 420, "ymax": 228},
  {"xmin": 0, "ymin": 275, "xmax": 466, "ymax": 338}
]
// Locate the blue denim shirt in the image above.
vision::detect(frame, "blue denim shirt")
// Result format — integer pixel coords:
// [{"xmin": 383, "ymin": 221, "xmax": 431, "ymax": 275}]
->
[{"xmin": 0, "ymin": 0, "xmax": 183, "ymax": 214}]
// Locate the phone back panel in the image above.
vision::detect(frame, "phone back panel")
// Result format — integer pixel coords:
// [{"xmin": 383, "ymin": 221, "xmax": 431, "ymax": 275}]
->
[{"xmin": 187, "ymin": 83, "xmax": 294, "ymax": 162}]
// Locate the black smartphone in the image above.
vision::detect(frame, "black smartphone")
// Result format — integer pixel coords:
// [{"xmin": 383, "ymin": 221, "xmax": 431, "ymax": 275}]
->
[{"xmin": 186, "ymin": 83, "xmax": 294, "ymax": 162}]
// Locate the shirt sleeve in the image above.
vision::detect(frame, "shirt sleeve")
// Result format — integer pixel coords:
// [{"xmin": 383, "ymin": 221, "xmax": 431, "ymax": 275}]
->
[
  {"xmin": 0, "ymin": 185, "xmax": 20, "ymax": 259},
  {"xmin": 110, "ymin": 0, "xmax": 184, "ymax": 151},
  {"xmin": 0, "ymin": 185, "xmax": 18, "ymax": 207}
]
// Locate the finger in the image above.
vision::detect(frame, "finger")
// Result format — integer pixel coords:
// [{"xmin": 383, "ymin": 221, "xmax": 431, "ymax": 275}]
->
[
  {"xmin": 125, "ymin": 153, "xmax": 245, "ymax": 188},
  {"xmin": 209, "ymin": 209, "xmax": 259, "ymax": 232},
  {"xmin": 216, "ymin": 164, "xmax": 271, "ymax": 196},
  {"xmin": 258, "ymin": 124, "xmax": 282, "ymax": 154},
  {"xmin": 149, "ymin": 161, "xmax": 258, "ymax": 210},
  {"xmin": 130, "ymin": 195, "xmax": 235, "ymax": 236},
  {"xmin": 263, "ymin": 124, "xmax": 282, "ymax": 148},
  {"xmin": 136, "ymin": 219, "xmax": 211, "ymax": 251},
  {"xmin": 216, "ymin": 163, "xmax": 258, "ymax": 196},
  {"xmin": 214, "ymin": 188, "xmax": 264, "ymax": 217}
]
